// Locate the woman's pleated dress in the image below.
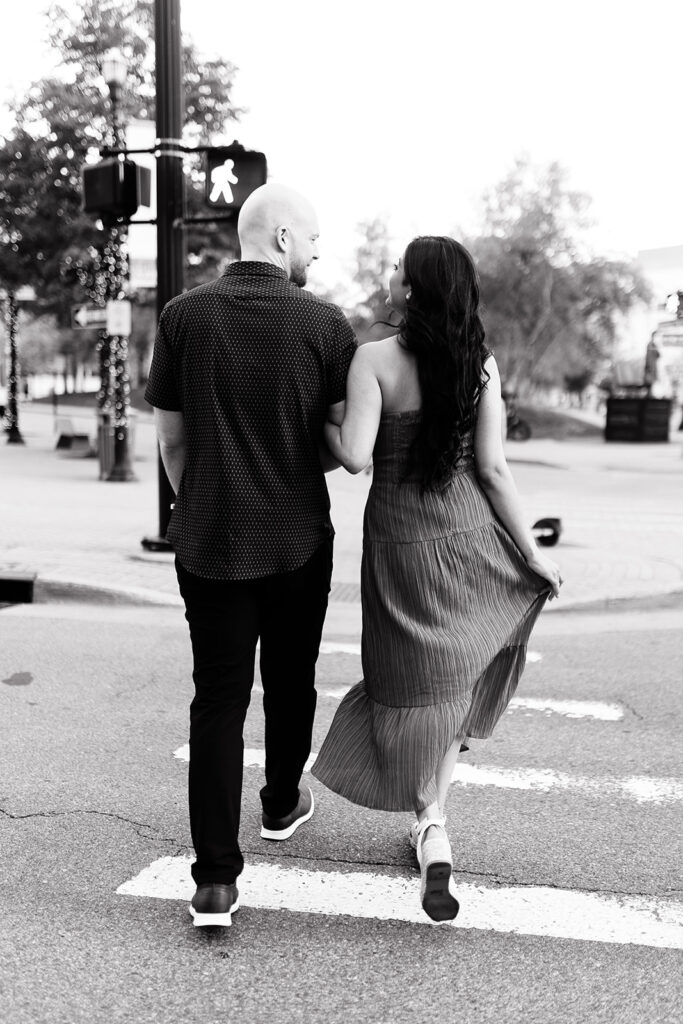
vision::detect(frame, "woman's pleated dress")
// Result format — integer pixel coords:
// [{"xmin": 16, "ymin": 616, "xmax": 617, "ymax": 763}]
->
[{"xmin": 312, "ymin": 410, "xmax": 549, "ymax": 812}]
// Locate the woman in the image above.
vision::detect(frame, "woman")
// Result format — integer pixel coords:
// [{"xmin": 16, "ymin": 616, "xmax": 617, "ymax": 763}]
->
[{"xmin": 311, "ymin": 236, "xmax": 562, "ymax": 923}]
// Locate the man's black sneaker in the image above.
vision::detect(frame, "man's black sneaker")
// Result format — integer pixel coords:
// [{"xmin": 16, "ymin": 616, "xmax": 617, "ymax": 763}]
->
[
  {"xmin": 189, "ymin": 883, "xmax": 240, "ymax": 927},
  {"xmin": 260, "ymin": 786, "xmax": 314, "ymax": 840}
]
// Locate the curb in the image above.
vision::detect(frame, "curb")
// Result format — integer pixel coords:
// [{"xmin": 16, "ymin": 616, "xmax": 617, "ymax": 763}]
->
[
  {"xmin": 21, "ymin": 575, "xmax": 683, "ymax": 617},
  {"xmin": 36, "ymin": 577, "xmax": 184, "ymax": 608}
]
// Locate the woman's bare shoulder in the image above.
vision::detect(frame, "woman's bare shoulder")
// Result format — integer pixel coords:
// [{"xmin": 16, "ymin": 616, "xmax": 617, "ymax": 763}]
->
[
  {"xmin": 359, "ymin": 334, "xmax": 412, "ymax": 363},
  {"xmin": 362, "ymin": 335, "xmax": 420, "ymax": 412}
]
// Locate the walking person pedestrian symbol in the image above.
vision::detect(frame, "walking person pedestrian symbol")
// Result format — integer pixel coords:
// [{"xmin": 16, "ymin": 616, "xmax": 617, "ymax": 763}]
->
[
  {"xmin": 209, "ymin": 158, "xmax": 239, "ymax": 204},
  {"xmin": 203, "ymin": 145, "xmax": 267, "ymax": 209}
]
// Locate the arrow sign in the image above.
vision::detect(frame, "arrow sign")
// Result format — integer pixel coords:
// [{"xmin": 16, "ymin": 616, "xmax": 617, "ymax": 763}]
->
[{"xmin": 71, "ymin": 304, "xmax": 108, "ymax": 330}]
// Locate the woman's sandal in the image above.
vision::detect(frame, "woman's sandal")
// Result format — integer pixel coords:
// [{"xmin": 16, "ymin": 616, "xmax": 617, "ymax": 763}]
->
[
  {"xmin": 415, "ymin": 817, "xmax": 460, "ymax": 923},
  {"xmin": 409, "ymin": 816, "xmax": 447, "ymax": 852}
]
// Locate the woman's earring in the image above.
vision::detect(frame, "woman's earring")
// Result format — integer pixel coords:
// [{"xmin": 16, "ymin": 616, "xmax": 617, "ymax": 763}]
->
[{"xmin": 406, "ymin": 291, "xmax": 412, "ymax": 302}]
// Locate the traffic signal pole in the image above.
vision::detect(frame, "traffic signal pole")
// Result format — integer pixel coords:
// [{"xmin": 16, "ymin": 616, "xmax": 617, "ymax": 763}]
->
[{"xmin": 142, "ymin": 0, "xmax": 185, "ymax": 550}]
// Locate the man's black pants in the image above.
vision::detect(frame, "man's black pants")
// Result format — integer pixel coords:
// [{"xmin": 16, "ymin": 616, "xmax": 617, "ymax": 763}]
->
[{"xmin": 176, "ymin": 539, "xmax": 333, "ymax": 886}]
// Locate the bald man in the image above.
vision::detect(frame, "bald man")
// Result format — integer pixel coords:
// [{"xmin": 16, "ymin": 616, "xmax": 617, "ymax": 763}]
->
[{"xmin": 145, "ymin": 184, "xmax": 357, "ymax": 927}]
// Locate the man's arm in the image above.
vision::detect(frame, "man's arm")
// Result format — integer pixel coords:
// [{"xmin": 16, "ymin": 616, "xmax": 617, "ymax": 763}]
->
[
  {"xmin": 153, "ymin": 408, "xmax": 186, "ymax": 494},
  {"xmin": 318, "ymin": 400, "xmax": 346, "ymax": 472}
]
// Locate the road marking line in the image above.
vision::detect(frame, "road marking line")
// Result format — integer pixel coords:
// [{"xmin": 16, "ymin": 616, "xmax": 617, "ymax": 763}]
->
[
  {"xmin": 170, "ymin": 747, "xmax": 682, "ymax": 804},
  {"xmin": 116, "ymin": 856, "xmax": 683, "ymax": 949},
  {"xmin": 254, "ymin": 640, "xmax": 362, "ymax": 656},
  {"xmin": 453, "ymin": 765, "xmax": 683, "ymax": 804},
  {"xmin": 317, "ymin": 644, "xmax": 543, "ymax": 663},
  {"xmin": 319, "ymin": 689, "xmax": 623, "ymax": 719},
  {"xmin": 172, "ymin": 745, "xmax": 317, "ymax": 773},
  {"xmin": 508, "ymin": 698, "xmax": 623, "ymax": 720},
  {"xmin": 319, "ymin": 641, "xmax": 361, "ymax": 656}
]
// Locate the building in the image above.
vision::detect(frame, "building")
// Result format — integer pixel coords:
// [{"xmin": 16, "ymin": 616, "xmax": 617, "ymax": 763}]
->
[{"xmin": 617, "ymin": 246, "xmax": 683, "ymax": 396}]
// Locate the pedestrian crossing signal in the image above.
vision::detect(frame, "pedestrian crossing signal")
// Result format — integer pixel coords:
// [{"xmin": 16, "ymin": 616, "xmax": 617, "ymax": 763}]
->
[
  {"xmin": 205, "ymin": 143, "xmax": 267, "ymax": 210},
  {"xmin": 82, "ymin": 158, "xmax": 151, "ymax": 223}
]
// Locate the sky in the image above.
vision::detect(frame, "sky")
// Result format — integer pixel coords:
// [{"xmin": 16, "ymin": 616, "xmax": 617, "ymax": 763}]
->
[{"xmin": 2, "ymin": 0, "xmax": 682, "ymax": 294}]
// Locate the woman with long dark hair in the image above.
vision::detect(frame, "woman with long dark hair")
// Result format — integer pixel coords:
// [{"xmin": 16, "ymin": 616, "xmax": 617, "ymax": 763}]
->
[{"xmin": 312, "ymin": 236, "xmax": 562, "ymax": 923}]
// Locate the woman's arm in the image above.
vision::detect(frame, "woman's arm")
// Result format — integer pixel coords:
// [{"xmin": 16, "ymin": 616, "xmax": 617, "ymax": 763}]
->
[
  {"xmin": 323, "ymin": 345, "xmax": 383, "ymax": 474},
  {"xmin": 474, "ymin": 357, "xmax": 562, "ymax": 598},
  {"xmin": 153, "ymin": 408, "xmax": 186, "ymax": 493}
]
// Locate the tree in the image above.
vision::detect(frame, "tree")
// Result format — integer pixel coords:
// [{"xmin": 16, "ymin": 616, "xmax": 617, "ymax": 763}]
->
[
  {"xmin": 349, "ymin": 217, "xmax": 398, "ymax": 342},
  {"xmin": 468, "ymin": 158, "xmax": 650, "ymax": 395},
  {"xmin": 0, "ymin": 0, "xmax": 244, "ymax": 395},
  {"xmin": 0, "ymin": 125, "xmax": 85, "ymax": 439}
]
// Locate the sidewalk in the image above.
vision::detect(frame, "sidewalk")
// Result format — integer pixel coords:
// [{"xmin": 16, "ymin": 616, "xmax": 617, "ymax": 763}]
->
[{"xmin": 1, "ymin": 401, "xmax": 682, "ymax": 637}]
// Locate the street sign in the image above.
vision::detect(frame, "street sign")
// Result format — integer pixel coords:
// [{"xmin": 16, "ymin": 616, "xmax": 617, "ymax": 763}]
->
[
  {"xmin": 205, "ymin": 143, "xmax": 267, "ymax": 210},
  {"xmin": 106, "ymin": 299, "xmax": 132, "ymax": 336},
  {"xmin": 72, "ymin": 304, "xmax": 107, "ymax": 330}
]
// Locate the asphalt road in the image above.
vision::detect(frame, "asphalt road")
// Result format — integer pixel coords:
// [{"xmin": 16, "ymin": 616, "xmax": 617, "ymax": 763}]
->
[{"xmin": 1, "ymin": 597, "xmax": 682, "ymax": 1024}]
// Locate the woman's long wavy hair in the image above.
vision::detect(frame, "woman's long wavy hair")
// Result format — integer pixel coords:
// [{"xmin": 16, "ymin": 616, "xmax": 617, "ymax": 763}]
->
[{"xmin": 399, "ymin": 236, "xmax": 489, "ymax": 490}]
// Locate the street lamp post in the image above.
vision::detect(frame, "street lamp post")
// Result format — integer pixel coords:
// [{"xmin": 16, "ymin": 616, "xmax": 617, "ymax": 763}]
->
[{"xmin": 101, "ymin": 47, "xmax": 135, "ymax": 481}]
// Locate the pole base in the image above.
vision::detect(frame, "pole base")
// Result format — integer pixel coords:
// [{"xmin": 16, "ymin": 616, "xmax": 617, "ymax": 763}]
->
[
  {"xmin": 6, "ymin": 426, "xmax": 25, "ymax": 444},
  {"xmin": 141, "ymin": 536, "xmax": 174, "ymax": 553},
  {"xmin": 106, "ymin": 464, "xmax": 137, "ymax": 481}
]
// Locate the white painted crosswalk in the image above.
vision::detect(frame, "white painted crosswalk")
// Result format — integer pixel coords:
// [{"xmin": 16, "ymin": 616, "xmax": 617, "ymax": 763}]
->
[
  {"xmin": 120, "ymin": 643, "xmax": 683, "ymax": 950},
  {"xmin": 250, "ymin": 678, "xmax": 627, "ymax": 723},
  {"xmin": 507, "ymin": 697, "xmax": 623, "ymax": 720},
  {"xmin": 117, "ymin": 855, "xmax": 683, "ymax": 950},
  {"xmin": 170, "ymin": 745, "xmax": 683, "ymax": 805},
  {"xmin": 316, "ymin": 691, "xmax": 622, "ymax": 719}
]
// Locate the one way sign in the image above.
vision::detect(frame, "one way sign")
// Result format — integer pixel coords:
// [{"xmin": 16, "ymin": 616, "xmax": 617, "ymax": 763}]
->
[
  {"xmin": 71, "ymin": 304, "xmax": 107, "ymax": 330},
  {"xmin": 71, "ymin": 301, "xmax": 131, "ymax": 335}
]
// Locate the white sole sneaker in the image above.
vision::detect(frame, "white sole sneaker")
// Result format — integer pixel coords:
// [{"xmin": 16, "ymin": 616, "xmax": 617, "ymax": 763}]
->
[
  {"xmin": 260, "ymin": 788, "xmax": 314, "ymax": 840},
  {"xmin": 189, "ymin": 897, "xmax": 240, "ymax": 928}
]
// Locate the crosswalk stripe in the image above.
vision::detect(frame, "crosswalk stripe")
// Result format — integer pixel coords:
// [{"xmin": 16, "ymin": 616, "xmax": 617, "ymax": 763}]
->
[
  {"xmin": 319, "ymin": 645, "xmax": 543, "ymax": 662},
  {"xmin": 453, "ymin": 765, "xmax": 683, "ymax": 803},
  {"xmin": 319, "ymin": 641, "xmax": 361, "ymax": 656},
  {"xmin": 170, "ymin": 746, "xmax": 682, "ymax": 804},
  {"xmin": 317, "ymin": 688, "xmax": 621, "ymax": 719},
  {"xmin": 116, "ymin": 855, "xmax": 683, "ymax": 949},
  {"xmin": 508, "ymin": 697, "xmax": 623, "ymax": 720}
]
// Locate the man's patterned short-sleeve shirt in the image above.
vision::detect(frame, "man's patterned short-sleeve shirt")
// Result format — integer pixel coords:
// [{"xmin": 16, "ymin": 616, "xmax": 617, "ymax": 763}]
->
[{"xmin": 144, "ymin": 262, "xmax": 357, "ymax": 580}]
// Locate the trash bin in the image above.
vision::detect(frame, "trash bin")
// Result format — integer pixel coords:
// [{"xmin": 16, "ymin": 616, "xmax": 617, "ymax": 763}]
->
[
  {"xmin": 640, "ymin": 398, "xmax": 671, "ymax": 441},
  {"xmin": 96, "ymin": 410, "xmax": 136, "ymax": 479},
  {"xmin": 605, "ymin": 397, "xmax": 671, "ymax": 442}
]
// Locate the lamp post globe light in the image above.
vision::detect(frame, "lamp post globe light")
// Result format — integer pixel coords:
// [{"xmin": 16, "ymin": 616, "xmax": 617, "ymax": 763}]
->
[
  {"xmin": 102, "ymin": 48, "xmax": 127, "ymax": 128},
  {"xmin": 100, "ymin": 46, "xmax": 135, "ymax": 481}
]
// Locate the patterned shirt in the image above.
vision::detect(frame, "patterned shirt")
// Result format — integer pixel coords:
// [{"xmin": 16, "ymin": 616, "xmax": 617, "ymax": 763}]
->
[{"xmin": 145, "ymin": 262, "xmax": 357, "ymax": 579}]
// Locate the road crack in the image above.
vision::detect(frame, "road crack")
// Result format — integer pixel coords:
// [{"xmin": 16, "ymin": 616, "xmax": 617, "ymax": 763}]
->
[
  {"xmin": 0, "ymin": 805, "xmax": 178, "ymax": 843},
  {"xmin": 241, "ymin": 846, "xmax": 681, "ymax": 898}
]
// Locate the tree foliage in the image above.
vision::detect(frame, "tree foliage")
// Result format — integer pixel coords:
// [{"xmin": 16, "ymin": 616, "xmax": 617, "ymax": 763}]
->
[
  {"xmin": 349, "ymin": 217, "xmax": 398, "ymax": 342},
  {"xmin": 467, "ymin": 158, "xmax": 651, "ymax": 394},
  {"xmin": 0, "ymin": 0, "xmax": 243, "ymax": 341},
  {"xmin": 0, "ymin": 121, "xmax": 99, "ymax": 321}
]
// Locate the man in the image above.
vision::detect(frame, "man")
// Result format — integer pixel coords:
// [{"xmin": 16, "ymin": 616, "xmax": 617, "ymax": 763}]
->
[{"xmin": 145, "ymin": 184, "xmax": 356, "ymax": 927}]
